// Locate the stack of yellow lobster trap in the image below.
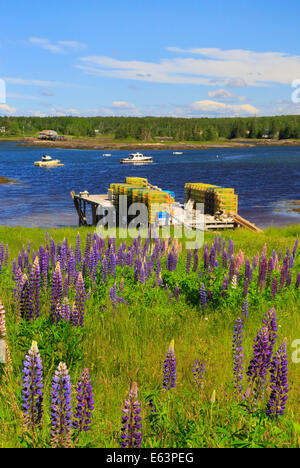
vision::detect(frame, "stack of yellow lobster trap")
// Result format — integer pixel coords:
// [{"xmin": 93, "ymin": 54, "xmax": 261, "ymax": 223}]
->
[
  {"xmin": 109, "ymin": 177, "xmax": 175, "ymax": 225},
  {"xmin": 185, "ymin": 182, "xmax": 238, "ymax": 215}
]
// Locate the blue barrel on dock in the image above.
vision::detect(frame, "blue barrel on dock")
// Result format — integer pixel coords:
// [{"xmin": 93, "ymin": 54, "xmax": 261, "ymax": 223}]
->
[{"xmin": 163, "ymin": 190, "xmax": 175, "ymax": 199}]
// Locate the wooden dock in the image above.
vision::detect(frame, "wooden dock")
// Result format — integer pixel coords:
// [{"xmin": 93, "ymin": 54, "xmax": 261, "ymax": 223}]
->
[
  {"xmin": 71, "ymin": 191, "xmax": 114, "ymax": 226},
  {"xmin": 71, "ymin": 191, "xmax": 245, "ymax": 231}
]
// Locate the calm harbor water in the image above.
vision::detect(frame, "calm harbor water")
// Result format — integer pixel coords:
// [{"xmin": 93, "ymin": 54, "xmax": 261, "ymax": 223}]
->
[{"xmin": 0, "ymin": 141, "xmax": 300, "ymax": 229}]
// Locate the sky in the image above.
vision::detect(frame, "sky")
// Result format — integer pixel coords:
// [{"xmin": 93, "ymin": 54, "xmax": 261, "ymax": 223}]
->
[{"xmin": 1, "ymin": 0, "xmax": 300, "ymax": 118}]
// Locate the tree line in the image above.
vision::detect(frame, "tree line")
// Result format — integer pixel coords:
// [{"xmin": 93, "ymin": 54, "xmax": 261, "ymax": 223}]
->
[{"xmin": 0, "ymin": 115, "xmax": 300, "ymax": 140}]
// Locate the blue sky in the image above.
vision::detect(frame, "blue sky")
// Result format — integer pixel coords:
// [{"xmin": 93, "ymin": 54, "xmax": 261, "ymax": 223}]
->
[{"xmin": 1, "ymin": 0, "xmax": 300, "ymax": 118}]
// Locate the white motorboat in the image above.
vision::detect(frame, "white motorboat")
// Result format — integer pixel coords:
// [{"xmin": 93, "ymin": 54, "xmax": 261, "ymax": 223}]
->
[
  {"xmin": 173, "ymin": 151, "xmax": 183, "ymax": 155},
  {"xmin": 34, "ymin": 155, "xmax": 64, "ymax": 167},
  {"xmin": 120, "ymin": 152, "xmax": 153, "ymax": 164},
  {"xmin": 102, "ymin": 153, "xmax": 111, "ymax": 157}
]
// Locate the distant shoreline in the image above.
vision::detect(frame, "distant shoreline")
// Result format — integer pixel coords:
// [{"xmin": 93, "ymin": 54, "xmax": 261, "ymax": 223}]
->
[{"xmin": 12, "ymin": 137, "xmax": 300, "ymax": 151}]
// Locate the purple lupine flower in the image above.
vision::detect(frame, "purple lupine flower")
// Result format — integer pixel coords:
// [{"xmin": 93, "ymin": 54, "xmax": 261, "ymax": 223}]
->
[
  {"xmin": 139, "ymin": 264, "xmax": 146, "ymax": 284},
  {"xmin": 28, "ymin": 257, "xmax": 41, "ymax": 320},
  {"xmin": 285, "ymin": 270, "xmax": 292, "ymax": 287},
  {"xmin": 75, "ymin": 232, "xmax": 81, "ymax": 266},
  {"xmin": 73, "ymin": 368, "xmax": 94, "ymax": 432},
  {"xmin": 120, "ymin": 382, "xmax": 142, "ymax": 448},
  {"xmin": 267, "ymin": 257, "xmax": 274, "ymax": 285},
  {"xmin": 61, "ymin": 297, "xmax": 71, "ymax": 322},
  {"xmin": 102, "ymin": 256, "xmax": 108, "ymax": 284},
  {"xmin": 266, "ymin": 338, "xmax": 289, "ymax": 419},
  {"xmin": 221, "ymin": 276, "xmax": 229, "ymax": 296},
  {"xmin": 228, "ymin": 256, "xmax": 235, "ymax": 280},
  {"xmin": 203, "ymin": 245, "xmax": 209, "ymax": 270},
  {"xmin": 245, "ymin": 326, "xmax": 273, "ymax": 402},
  {"xmin": 14, "ymin": 266, "xmax": 24, "ymax": 313},
  {"xmin": 271, "ymin": 276, "xmax": 278, "ymax": 298},
  {"xmin": 278, "ymin": 248, "xmax": 283, "ymax": 262},
  {"xmin": 262, "ymin": 307, "xmax": 278, "ymax": 351},
  {"xmin": 279, "ymin": 262, "xmax": 288, "ymax": 290},
  {"xmin": 193, "ymin": 250, "xmax": 199, "ymax": 272},
  {"xmin": 3, "ymin": 244, "xmax": 9, "ymax": 266},
  {"xmin": 63, "ymin": 275, "xmax": 69, "ymax": 299},
  {"xmin": 295, "ymin": 272, "xmax": 300, "ymax": 290},
  {"xmin": 51, "ymin": 262, "xmax": 62, "ymax": 323},
  {"xmin": 232, "ymin": 318, "xmax": 244, "ymax": 396},
  {"xmin": 167, "ymin": 249, "xmax": 178, "ymax": 272},
  {"xmin": 50, "ymin": 362, "xmax": 73, "ymax": 448},
  {"xmin": 70, "ymin": 303, "xmax": 79, "ymax": 327},
  {"xmin": 20, "ymin": 274, "xmax": 32, "ymax": 321},
  {"xmin": 222, "ymin": 248, "xmax": 228, "ymax": 269},
  {"xmin": 163, "ymin": 340, "xmax": 177, "ymax": 390},
  {"xmin": 75, "ymin": 272, "xmax": 86, "ymax": 327},
  {"xmin": 67, "ymin": 250, "xmax": 76, "ymax": 286},
  {"xmin": 227, "ymin": 238, "xmax": 234, "ymax": 258},
  {"xmin": 109, "ymin": 283, "xmax": 128, "ymax": 309},
  {"xmin": 209, "ymin": 245, "xmax": 216, "ymax": 269},
  {"xmin": 243, "ymin": 278, "xmax": 249, "ymax": 297},
  {"xmin": 258, "ymin": 257, "xmax": 267, "ymax": 291},
  {"xmin": 50, "ymin": 238, "xmax": 56, "ymax": 266},
  {"xmin": 22, "ymin": 341, "xmax": 43, "ymax": 429},
  {"xmin": 199, "ymin": 283, "xmax": 207, "ymax": 309},
  {"xmin": 155, "ymin": 259, "xmax": 163, "ymax": 286},
  {"xmin": 192, "ymin": 360, "xmax": 205, "ymax": 389},
  {"xmin": 12, "ymin": 259, "xmax": 17, "ymax": 280},
  {"xmin": 242, "ymin": 297, "xmax": 248, "ymax": 319},
  {"xmin": 109, "ymin": 248, "xmax": 116, "ymax": 278},
  {"xmin": 0, "ymin": 301, "xmax": 6, "ymax": 338},
  {"xmin": 84, "ymin": 232, "xmax": 92, "ymax": 263}
]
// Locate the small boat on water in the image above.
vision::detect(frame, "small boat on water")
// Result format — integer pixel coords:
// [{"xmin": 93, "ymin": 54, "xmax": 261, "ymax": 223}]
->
[
  {"xmin": 173, "ymin": 151, "xmax": 183, "ymax": 155},
  {"xmin": 120, "ymin": 152, "xmax": 153, "ymax": 164},
  {"xmin": 102, "ymin": 153, "xmax": 111, "ymax": 157},
  {"xmin": 34, "ymin": 155, "xmax": 64, "ymax": 167}
]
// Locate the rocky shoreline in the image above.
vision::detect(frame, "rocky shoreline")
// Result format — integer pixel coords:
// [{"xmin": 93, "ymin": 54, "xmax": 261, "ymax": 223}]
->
[{"xmin": 11, "ymin": 137, "xmax": 300, "ymax": 151}]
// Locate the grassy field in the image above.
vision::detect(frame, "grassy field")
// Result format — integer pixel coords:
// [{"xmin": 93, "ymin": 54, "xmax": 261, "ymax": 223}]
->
[{"xmin": 0, "ymin": 225, "xmax": 299, "ymax": 448}]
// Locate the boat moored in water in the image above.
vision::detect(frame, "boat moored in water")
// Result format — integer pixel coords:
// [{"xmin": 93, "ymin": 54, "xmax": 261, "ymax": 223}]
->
[
  {"xmin": 120, "ymin": 152, "xmax": 153, "ymax": 164},
  {"xmin": 173, "ymin": 151, "xmax": 183, "ymax": 155},
  {"xmin": 102, "ymin": 153, "xmax": 111, "ymax": 157},
  {"xmin": 34, "ymin": 155, "xmax": 64, "ymax": 167}
]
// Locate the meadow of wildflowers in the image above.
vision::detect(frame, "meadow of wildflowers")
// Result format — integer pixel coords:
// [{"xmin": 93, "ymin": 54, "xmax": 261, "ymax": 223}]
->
[{"xmin": 0, "ymin": 224, "xmax": 299, "ymax": 448}]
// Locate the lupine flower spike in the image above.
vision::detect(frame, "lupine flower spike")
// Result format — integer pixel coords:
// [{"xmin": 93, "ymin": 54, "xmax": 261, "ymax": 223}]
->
[
  {"xmin": 50, "ymin": 362, "xmax": 73, "ymax": 448},
  {"xmin": 193, "ymin": 360, "xmax": 205, "ymax": 389},
  {"xmin": 163, "ymin": 340, "xmax": 177, "ymax": 390},
  {"xmin": 232, "ymin": 318, "xmax": 244, "ymax": 396},
  {"xmin": 74, "ymin": 368, "xmax": 95, "ymax": 433},
  {"xmin": 22, "ymin": 341, "xmax": 43, "ymax": 431},
  {"xmin": 266, "ymin": 338, "xmax": 289, "ymax": 419},
  {"xmin": 120, "ymin": 382, "xmax": 142, "ymax": 448}
]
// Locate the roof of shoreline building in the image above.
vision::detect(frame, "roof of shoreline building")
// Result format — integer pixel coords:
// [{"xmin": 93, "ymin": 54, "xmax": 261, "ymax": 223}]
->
[{"xmin": 39, "ymin": 130, "xmax": 58, "ymax": 135}]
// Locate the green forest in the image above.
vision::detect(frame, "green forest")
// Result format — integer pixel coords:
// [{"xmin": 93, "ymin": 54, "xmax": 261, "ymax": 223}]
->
[{"xmin": 1, "ymin": 114, "xmax": 300, "ymax": 141}]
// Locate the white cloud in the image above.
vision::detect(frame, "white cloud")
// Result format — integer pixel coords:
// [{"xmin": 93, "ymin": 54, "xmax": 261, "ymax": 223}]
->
[
  {"xmin": 29, "ymin": 37, "xmax": 86, "ymax": 54},
  {"xmin": 208, "ymin": 89, "xmax": 235, "ymax": 99},
  {"xmin": 49, "ymin": 107, "xmax": 80, "ymax": 116},
  {"xmin": 58, "ymin": 41, "xmax": 86, "ymax": 51},
  {"xmin": 112, "ymin": 101, "xmax": 137, "ymax": 110},
  {"xmin": 77, "ymin": 47, "xmax": 300, "ymax": 88},
  {"xmin": 186, "ymin": 100, "xmax": 259, "ymax": 117},
  {"xmin": 0, "ymin": 104, "xmax": 16, "ymax": 115},
  {"xmin": 4, "ymin": 77, "xmax": 81, "ymax": 88}
]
